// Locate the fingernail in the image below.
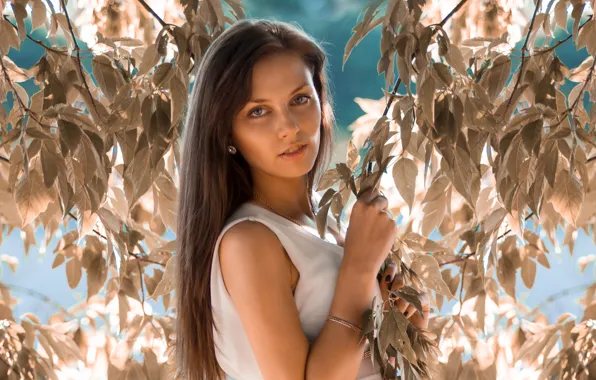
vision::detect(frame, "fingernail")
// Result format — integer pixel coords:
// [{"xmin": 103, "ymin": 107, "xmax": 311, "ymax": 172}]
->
[{"xmin": 385, "ymin": 275, "xmax": 392, "ymax": 282}]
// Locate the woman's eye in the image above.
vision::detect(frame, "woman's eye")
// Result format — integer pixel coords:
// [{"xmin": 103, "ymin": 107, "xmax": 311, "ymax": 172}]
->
[
  {"xmin": 249, "ymin": 107, "xmax": 265, "ymax": 117},
  {"xmin": 294, "ymin": 95, "xmax": 311, "ymax": 104},
  {"xmin": 248, "ymin": 95, "xmax": 311, "ymax": 118}
]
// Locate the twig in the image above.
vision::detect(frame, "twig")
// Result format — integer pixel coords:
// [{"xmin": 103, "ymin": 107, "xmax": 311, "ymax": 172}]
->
[
  {"xmin": 440, "ymin": 212, "xmax": 535, "ymax": 267},
  {"xmin": 136, "ymin": 0, "xmax": 167, "ymax": 28},
  {"xmin": 66, "ymin": 212, "xmax": 166, "ymax": 267},
  {"xmin": 58, "ymin": 0, "xmax": 102, "ymax": 123},
  {"xmin": 534, "ymin": 15, "xmax": 594, "ymax": 56},
  {"xmin": 568, "ymin": 58, "xmax": 596, "ymax": 112},
  {"xmin": 457, "ymin": 261, "xmax": 467, "ymax": 318},
  {"xmin": 527, "ymin": 282, "xmax": 595, "ymax": 317},
  {"xmin": 0, "ymin": 53, "xmax": 42, "ymax": 128},
  {"xmin": 2, "ymin": 282, "xmax": 76, "ymax": 319},
  {"xmin": 3, "ymin": 15, "xmax": 64, "ymax": 55},
  {"xmin": 439, "ymin": 0, "xmax": 469, "ymax": 28},
  {"xmin": 504, "ymin": 0, "xmax": 542, "ymax": 112},
  {"xmin": 382, "ymin": 0, "xmax": 469, "ymax": 117}
]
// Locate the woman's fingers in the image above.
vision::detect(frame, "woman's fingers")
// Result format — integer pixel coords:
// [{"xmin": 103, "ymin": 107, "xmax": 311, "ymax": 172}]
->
[
  {"xmin": 395, "ymin": 298, "xmax": 409, "ymax": 313},
  {"xmin": 380, "ymin": 263, "xmax": 397, "ymax": 308},
  {"xmin": 403, "ymin": 303, "xmax": 417, "ymax": 318}
]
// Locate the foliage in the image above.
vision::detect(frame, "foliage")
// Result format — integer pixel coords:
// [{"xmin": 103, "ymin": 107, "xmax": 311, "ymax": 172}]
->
[{"xmin": 0, "ymin": 0, "xmax": 595, "ymax": 378}]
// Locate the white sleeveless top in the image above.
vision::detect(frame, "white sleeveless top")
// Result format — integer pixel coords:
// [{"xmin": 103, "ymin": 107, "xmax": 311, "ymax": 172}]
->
[{"xmin": 210, "ymin": 200, "xmax": 383, "ymax": 380}]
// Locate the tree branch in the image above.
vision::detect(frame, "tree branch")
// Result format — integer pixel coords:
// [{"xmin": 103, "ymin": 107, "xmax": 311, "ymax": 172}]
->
[
  {"xmin": 66, "ymin": 212, "xmax": 166, "ymax": 267},
  {"xmin": 382, "ymin": 0, "xmax": 469, "ymax": 117},
  {"xmin": 136, "ymin": 0, "xmax": 167, "ymax": 28},
  {"xmin": 439, "ymin": 0, "xmax": 469, "ymax": 28},
  {"xmin": 527, "ymin": 282, "xmax": 595, "ymax": 317},
  {"xmin": 58, "ymin": 0, "xmax": 102, "ymax": 123},
  {"xmin": 3, "ymin": 15, "xmax": 65, "ymax": 55},
  {"xmin": 2, "ymin": 282, "xmax": 76, "ymax": 319},
  {"xmin": 0, "ymin": 53, "xmax": 42, "ymax": 128},
  {"xmin": 504, "ymin": 0, "xmax": 542, "ymax": 112},
  {"xmin": 440, "ymin": 212, "xmax": 535, "ymax": 267}
]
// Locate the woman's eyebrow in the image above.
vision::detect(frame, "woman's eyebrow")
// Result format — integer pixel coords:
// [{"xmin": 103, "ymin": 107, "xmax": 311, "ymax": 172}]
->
[{"xmin": 247, "ymin": 82, "xmax": 310, "ymax": 104}]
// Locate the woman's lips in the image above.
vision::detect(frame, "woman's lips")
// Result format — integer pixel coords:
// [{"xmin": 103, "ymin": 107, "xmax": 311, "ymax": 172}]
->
[{"xmin": 279, "ymin": 144, "xmax": 307, "ymax": 158}]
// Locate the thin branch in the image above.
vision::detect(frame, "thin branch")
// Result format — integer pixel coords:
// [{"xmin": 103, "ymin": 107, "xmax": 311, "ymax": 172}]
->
[
  {"xmin": 136, "ymin": 0, "xmax": 167, "ymax": 28},
  {"xmin": 438, "ymin": 0, "xmax": 469, "ymax": 28},
  {"xmin": 533, "ymin": 15, "xmax": 594, "ymax": 57},
  {"xmin": 382, "ymin": 0, "xmax": 469, "ymax": 117},
  {"xmin": 66, "ymin": 212, "xmax": 166, "ymax": 267},
  {"xmin": 440, "ymin": 212, "xmax": 535, "ymax": 267},
  {"xmin": 2, "ymin": 282, "xmax": 76, "ymax": 319},
  {"xmin": 0, "ymin": 54, "xmax": 42, "ymax": 128},
  {"xmin": 58, "ymin": 0, "xmax": 102, "ymax": 122},
  {"xmin": 504, "ymin": 0, "xmax": 542, "ymax": 112},
  {"xmin": 568, "ymin": 58, "xmax": 596, "ymax": 112},
  {"xmin": 3, "ymin": 15, "xmax": 65, "ymax": 55},
  {"xmin": 527, "ymin": 282, "xmax": 595, "ymax": 317}
]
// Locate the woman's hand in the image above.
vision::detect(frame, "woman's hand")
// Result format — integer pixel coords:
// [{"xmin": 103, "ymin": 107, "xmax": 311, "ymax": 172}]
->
[
  {"xmin": 380, "ymin": 263, "xmax": 430, "ymax": 329},
  {"xmin": 341, "ymin": 186, "xmax": 397, "ymax": 279}
]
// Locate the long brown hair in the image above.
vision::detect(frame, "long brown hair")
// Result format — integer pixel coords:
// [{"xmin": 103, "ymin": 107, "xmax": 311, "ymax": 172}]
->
[{"xmin": 175, "ymin": 19, "xmax": 337, "ymax": 380}]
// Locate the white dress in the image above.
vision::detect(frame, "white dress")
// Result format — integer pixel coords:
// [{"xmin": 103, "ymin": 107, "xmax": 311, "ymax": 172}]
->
[{"xmin": 210, "ymin": 200, "xmax": 384, "ymax": 380}]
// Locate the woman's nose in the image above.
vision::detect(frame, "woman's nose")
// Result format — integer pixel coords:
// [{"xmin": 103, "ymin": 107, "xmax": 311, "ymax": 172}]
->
[{"xmin": 276, "ymin": 110, "xmax": 300, "ymax": 138}]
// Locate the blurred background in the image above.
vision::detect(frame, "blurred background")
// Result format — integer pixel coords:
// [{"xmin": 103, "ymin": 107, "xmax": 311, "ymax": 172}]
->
[{"xmin": 1, "ymin": 0, "xmax": 595, "ymax": 343}]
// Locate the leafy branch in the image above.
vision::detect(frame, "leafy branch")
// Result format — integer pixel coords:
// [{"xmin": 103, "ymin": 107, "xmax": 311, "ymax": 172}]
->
[{"xmin": 504, "ymin": 0, "xmax": 542, "ymax": 113}]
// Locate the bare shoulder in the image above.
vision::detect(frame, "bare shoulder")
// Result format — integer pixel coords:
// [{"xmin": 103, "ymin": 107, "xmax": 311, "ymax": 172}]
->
[{"xmin": 218, "ymin": 220, "xmax": 292, "ymax": 290}]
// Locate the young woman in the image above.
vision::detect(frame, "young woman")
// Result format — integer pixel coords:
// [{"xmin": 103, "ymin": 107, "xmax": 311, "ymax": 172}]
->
[{"xmin": 175, "ymin": 19, "xmax": 430, "ymax": 380}]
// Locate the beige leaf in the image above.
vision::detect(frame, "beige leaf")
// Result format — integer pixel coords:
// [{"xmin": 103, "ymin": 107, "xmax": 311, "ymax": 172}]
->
[
  {"xmin": 316, "ymin": 168, "xmax": 340, "ymax": 191},
  {"xmin": 481, "ymin": 55, "xmax": 511, "ymax": 102},
  {"xmin": 422, "ymin": 175, "xmax": 450, "ymax": 204},
  {"xmin": 346, "ymin": 140, "xmax": 360, "ymax": 170},
  {"xmin": 65, "ymin": 258, "xmax": 82, "ymax": 289},
  {"xmin": 87, "ymin": 254, "xmax": 107, "ymax": 301},
  {"xmin": 418, "ymin": 73, "xmax": 435, "ymax": 123},
  {"xmin": 521, "ymin": 256, "xmax": 537, "ymax": 289},
  {"xmin": 14, "ymin": 170, "xmax": 52, "ymax": 227},
  {"xmin": 392, "ymin": 157, "xmax": 417, "ymax": 213},
  {"xmin": 445, "ymin": 43, "xmax": 468, "ymax": 77},
  {"xmin": 40, "ymin": 141, "xmax": 61, "ymax": 188},
  {"xmin": 421, "ymin": 193, "xmax": 446, "ymax": 237},
  {"xmin": 31, "ymin": 0, "xmax": 47, "ymax": 32},
  {"xmin": 342, "ymin": 9, "xmax": 383, "ymax": 70},
  {"xmin": 411, "ymin": 254, "xmax": 454, "ymax": 298},
  {"xmin": 2, "ymin": 56, "xmax": 27, "ymax": 82},
  {"xmin": 550, "ymin": 170, "xmax": 583, "ymax": 226},
  {"xmin": 151, "ymin": 255, "xmax": 176, "ymax": 298},
  {"xmin": 576, "ymin": 19, "xmax": 596, "ymax": 54},
  {"xmin": 554, "ymin": 0, "xmax": 568, "ymax": 32},
  {"xmin": 475, "ymin": 340, "xmax": 495, "ymax": 371},
  {"xmin": 52, "ymin": 253, "xmax": 65, "ymax": 269},
  {"xmin": 0, "ymin": 254, "xmax": 18, "ymax": 273},
  {"xmin": 118, "ymin": 291, "xmax": 129, "ymax": 335},
  {"xmin": 92, "ymin": 55, "xmax": 125, "ymax": 102},
  {"xmin": 169, "ymin": 69, "xmax": 188, "ymax": 126}
]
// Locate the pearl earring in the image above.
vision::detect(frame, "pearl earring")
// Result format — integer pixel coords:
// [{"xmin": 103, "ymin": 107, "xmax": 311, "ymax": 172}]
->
[{"xmin": 227, "ymin": 145, "xmax": 237, "ymax": 154}]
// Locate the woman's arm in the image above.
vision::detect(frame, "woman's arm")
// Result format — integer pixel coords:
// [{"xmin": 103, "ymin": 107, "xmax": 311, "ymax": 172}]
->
[{"xmin": 219, "ymin": 221, "xmax": 375, "ymax": 380}]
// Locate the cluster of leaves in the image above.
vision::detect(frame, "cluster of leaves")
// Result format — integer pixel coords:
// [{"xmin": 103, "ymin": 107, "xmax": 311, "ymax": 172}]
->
[
  {"xmin": 0, "ymin": 0, "xmax": 243, "ymax": 377},
  {"xmin": 0, "ymin": 0, "xmax": 596, "ymax": 379},
  {"xmin": 313, "ymin": 0, "xmax": 596, "ymax": 378}
]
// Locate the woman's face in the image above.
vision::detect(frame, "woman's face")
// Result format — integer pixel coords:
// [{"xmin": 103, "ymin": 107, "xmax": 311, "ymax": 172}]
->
[{"xmin": 231, "ymin": 51, "xmax": 322, "ymax": 180}]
